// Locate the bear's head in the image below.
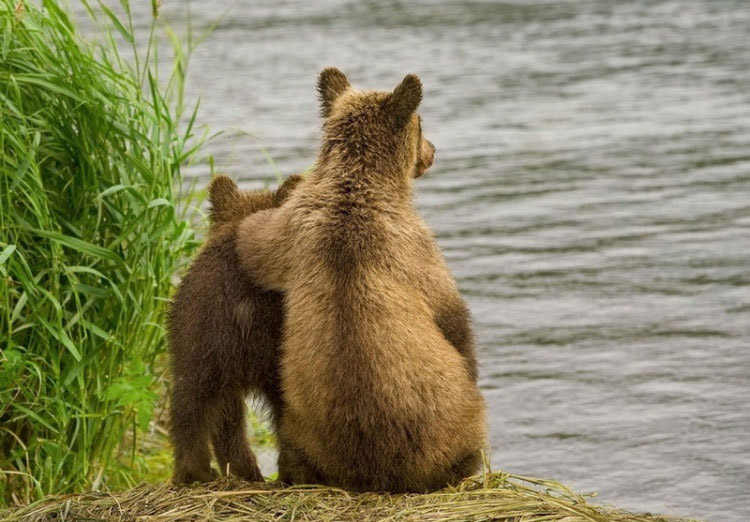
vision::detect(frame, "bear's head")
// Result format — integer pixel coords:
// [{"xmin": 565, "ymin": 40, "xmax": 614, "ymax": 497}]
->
[
  {"xmin": 207, "ymin": 174, "xmax": 303, "ymax": 228},
  {"xmin": 316, "ymin": 67, "xmax": 435, "ymax": 180}
]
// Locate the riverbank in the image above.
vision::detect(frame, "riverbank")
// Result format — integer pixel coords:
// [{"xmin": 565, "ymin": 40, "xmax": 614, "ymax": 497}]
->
[{"xmin": 2, "ymin": 472, "xmax": 697, "ymax": 522}]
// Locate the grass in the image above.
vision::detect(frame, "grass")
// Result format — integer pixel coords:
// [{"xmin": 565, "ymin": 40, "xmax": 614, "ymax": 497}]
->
[
  {"xmin": 0, "ymin": 472, "xmax": 697, "ymax": 522},
  {"xmin": 0, "ymin": 0, "xmax": 207, "ymax": 504}
]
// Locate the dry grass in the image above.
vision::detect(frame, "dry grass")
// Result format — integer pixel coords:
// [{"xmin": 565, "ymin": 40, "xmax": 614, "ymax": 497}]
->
[{"xmin": 1, "ymin": 472, "xmax": 698, "ymax": 522}]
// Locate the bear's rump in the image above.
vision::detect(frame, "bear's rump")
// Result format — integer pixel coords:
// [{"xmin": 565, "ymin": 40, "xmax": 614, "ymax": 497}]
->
[{"xmin": 279, "ymin": 288, "xmax": 484, "ymax": 485}]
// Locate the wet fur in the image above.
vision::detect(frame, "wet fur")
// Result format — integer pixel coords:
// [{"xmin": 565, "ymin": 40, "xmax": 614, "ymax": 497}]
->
[
  {"xmin": 235, "ymin": 68, "xmax": 486, "ymax": 492},
  {"xmin": 167, "ymin": 174, "xmax": 301, "ymax": 484}
]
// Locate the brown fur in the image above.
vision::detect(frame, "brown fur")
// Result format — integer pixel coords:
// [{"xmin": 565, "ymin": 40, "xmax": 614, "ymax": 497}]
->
[
  {"xmin": 167, "ymin": 174, "xmax": 301, "ymax": 484},
  {"xmin": 234, "ymin": 68, "xmax": 486, "ymax": 492}
]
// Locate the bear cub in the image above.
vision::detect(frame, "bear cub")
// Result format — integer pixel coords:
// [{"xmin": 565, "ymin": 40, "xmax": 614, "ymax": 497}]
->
[
  {"xmin": 234, "ymin": 68, "xmax": 486, "ymax": 492},
  {"xmin": 168, "ymin": 174, "xmax": 300, "ymax": 484}
]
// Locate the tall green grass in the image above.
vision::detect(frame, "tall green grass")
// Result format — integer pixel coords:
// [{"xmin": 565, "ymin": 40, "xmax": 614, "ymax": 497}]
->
[{"xmin": 0, "ymin": 0, "xmax": 206, "ymax": 504}]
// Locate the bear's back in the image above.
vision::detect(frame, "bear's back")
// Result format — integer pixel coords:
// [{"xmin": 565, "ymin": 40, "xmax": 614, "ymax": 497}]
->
[{"xmin": 278, "ymin": 191, "xmax": 485, "ymax": 491}]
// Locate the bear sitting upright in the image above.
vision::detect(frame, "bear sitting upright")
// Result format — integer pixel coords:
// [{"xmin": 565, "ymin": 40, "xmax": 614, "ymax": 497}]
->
[
  {"xmin": 234, "ymin": 68, "xmax": 486, "ymax": 492},
  {"xmin": 168, "ymin": 173, "xmax": 300, "ymax": 484}
]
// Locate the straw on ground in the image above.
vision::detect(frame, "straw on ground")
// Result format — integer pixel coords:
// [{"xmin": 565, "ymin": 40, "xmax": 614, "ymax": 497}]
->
[{"xmin": 2, "ymin": 472, "xmax": 698, "ymax": 522}]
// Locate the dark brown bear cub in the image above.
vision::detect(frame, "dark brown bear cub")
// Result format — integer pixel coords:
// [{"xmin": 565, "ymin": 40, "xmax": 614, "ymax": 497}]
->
[
  {"xmin": 168, "ymin": 174, "xmax": 300, "ymax": 484},
  {"xmin": 235, "ymin": 68, "xmax": 486, "ymax": 492}
]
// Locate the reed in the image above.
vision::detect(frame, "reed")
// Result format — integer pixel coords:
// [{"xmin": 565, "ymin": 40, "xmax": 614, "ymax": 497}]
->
[{"xmin": 0, "ymin": 0, "xmax": 205, "ymax": 504}]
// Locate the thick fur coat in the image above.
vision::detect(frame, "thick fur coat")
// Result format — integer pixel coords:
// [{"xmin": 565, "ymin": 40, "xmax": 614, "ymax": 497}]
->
[
  {"xmin": 235, "ymin": 68, "xmax": 486, "ymax": 492},
  {"xmin": 168, "ymin": 174, "xmax": 300, "ymax": 484}
]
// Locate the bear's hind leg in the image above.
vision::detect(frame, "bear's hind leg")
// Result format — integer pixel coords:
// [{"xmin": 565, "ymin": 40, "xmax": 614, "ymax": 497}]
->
[
  {"xmin": 444, "ymin": 450, "xmax": 483, "ymax": 488},
  {"xmin": 277, "ymin": 441, "xmax": 322, "ymax": 485},
  {"xmin": 170, "ymin": 386, "xmax": 217, "ymax": 484},
  {"xmin": 211, "ymin": 391, "xmax": 264, "ymax": 482}
]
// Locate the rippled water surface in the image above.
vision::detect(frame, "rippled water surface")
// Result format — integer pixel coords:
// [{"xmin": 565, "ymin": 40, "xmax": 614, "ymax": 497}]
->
[{"xmin": 118, "ymin": 1, "xmax": 749, "ymax": 520}]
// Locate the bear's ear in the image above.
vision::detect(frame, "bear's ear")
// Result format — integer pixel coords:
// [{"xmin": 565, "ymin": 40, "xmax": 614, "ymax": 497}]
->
[
  {"xmin": 274, "ymin": 174, "xmax": 304, "ymax": 206},
  {"xmin": 384, "ymin": 74, "xmax": 422, "ymax": 130},
  {"xmin": 208, "ymin": 175, "xmax": 238, "ymax": 211},
  {"xmin": 318, "ymin": 67, "xmax": 351, "ymax": 117},
  {"xmin": 207, "ymin": 175, "xmax": 239, "ymax": 224}
]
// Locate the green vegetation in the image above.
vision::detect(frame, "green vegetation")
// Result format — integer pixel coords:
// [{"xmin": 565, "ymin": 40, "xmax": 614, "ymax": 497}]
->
[
  {"xmin": 0, "ymin": 472, "xmax": 696, "ymax": 522},
  {"xmin": 0, "ymin": 0, "xmax": 206, "ymax": 504}
]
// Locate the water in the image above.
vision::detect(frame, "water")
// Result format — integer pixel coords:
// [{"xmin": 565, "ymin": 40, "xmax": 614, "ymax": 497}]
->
[{"xmin": 123, "ymin": 1, "xmax": 749, "ymax": 520}]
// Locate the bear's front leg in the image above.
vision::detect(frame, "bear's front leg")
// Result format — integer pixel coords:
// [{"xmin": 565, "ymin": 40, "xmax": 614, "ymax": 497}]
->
[{"xmin": 235, "ymin": 207, "xmax": 294, "ymax": 291}]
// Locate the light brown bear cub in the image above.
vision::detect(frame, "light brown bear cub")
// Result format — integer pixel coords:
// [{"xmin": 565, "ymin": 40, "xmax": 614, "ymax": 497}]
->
[
  {"xmin": 168, "ymin": 174, "xmax": 300, "ymax": 484},
  {"xmin": 235, "ymin": 68, "xmax": 486, "ymax": 492}
]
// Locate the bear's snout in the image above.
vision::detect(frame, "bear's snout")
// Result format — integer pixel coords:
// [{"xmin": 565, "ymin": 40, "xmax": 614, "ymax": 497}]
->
[{"xmin": 416, "ymin": 139, "xmax": 435, "ymax": 178}]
